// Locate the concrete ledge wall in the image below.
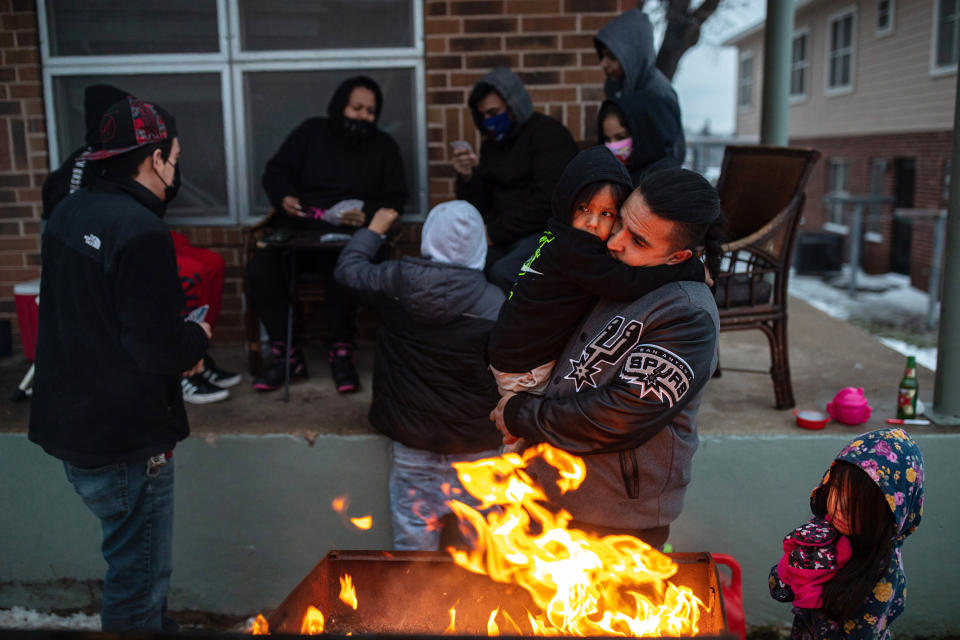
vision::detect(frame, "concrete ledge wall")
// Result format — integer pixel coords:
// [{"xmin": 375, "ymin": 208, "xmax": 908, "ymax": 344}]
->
[{"xmin": 1, "ymin": 431, "xmax": 956, "ymax": 634}]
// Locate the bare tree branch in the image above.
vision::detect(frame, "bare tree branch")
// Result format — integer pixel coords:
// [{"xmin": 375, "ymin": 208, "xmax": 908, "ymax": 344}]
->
[{"xmin": 655, "ymin": 0, "xmax": 724, "ymax": 81}]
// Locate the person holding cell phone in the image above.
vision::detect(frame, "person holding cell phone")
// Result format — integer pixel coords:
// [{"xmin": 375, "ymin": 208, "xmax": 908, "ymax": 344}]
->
[
  {"xmin": 248, "ymin": 75, "xmax": 408, "ymax": 394},
  {"xmin": 451, "ymin": 67, "xmax": 578, "ymax": 294}
]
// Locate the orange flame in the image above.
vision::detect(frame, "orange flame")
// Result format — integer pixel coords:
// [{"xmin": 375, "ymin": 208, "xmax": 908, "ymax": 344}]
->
[
  {"xmin": 249, "ymin": 614, "xmax": 269, "ymax": 635},
  {"xmin": 443, "ymin": 602, "xmax": 458, "ymax": 635},
  {"xmin": 350, "ymin": 515, "xmax": 373, "ymax": 530},
  {"xmin": 339, "ymin": 573, "xmax": 358, "ymax": 610},
  {"xmin": 332, "ymin": 495, "xmax": 348, "ymax": 513},
  {"xmin": 447, "ymin": 443, "xmax": 707, "ymax": 636},
  {"xmin": 487, "ymin": 608, "xmax": 500, "ymax": 636},
  {"xmin": 300, "ymin": 606, "xmax": 325, "ymax": 635}
]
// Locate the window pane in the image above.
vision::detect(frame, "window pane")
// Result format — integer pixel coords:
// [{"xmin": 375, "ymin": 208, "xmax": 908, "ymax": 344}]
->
[
  {"xmin": 842, "ymin": 16, "xmax": 853, "ymax": 48},
  {"xmin": 829, "ymin": 56, "xmax": 839, "ymax": 86},
  {"xmin": 877, "ymin": 0, "xmax": 890, "ymax": 28},
  {"xmin": 841, "ymin": 54, "xmax": 850, "ymax": 85},
  {"xmin": 239, "ymin": 0, "xmax": 413, "ymax": 51},
  {"xmin": 53, "ymin": 74, "xmax": 228, "ymax": 220},
  {"xmin": 244, "ymin": 69, "xmax": 419, "ymax": 216},
  {"xmin": 831, "ymin": 20, "xmax": 839, "ymax": 51},
  {"xmin": 46, "ymin": 0, "xmax": 219, "ymax": 56},
  {"xmin": 792, "ymin": 37, "xmax": 802, "ymax": 63},
  {"xmin": 790, "ymin": 69, "xmax": 802, "ymax": 95}
]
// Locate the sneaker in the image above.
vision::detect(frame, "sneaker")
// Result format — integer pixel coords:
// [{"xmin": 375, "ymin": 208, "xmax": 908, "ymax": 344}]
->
[
  {"xmin": 181, "ymin": 374, "xmax": 230, "ymax": 404},
  {"xmin": 329, "ymin": 342, "xmax": 360, "ymax": 394},
  {"xmin": 252, "ymin": 342, "xmax": 308, "ymax": 392},
  {"xmin": 201, "ymin": 353, "xmax": 241, "ymax": 388}
]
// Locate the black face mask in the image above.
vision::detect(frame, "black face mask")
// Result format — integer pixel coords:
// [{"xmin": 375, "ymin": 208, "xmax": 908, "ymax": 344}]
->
[
  {"xmin": 342, "ymin": 116, "xmax": 375, "ymax": 140},
  {"xmin": 161, "ymin": 161, "xmax": 181, "ymax": 203}
]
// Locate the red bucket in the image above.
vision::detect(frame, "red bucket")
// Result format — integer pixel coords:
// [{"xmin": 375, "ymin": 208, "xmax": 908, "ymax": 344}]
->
[{"xmin": 14, "ymin": 279, "xmax": 39, "ymax": 361}]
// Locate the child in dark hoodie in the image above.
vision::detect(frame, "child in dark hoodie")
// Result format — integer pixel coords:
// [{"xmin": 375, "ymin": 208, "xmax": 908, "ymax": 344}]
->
[
  {"xmin": 488, "ymin": 146, "xmax": 706, "ymax": 397},
  {"xmin": 769, "ymin": 429, "xmax": 924, "ymax": 639}
]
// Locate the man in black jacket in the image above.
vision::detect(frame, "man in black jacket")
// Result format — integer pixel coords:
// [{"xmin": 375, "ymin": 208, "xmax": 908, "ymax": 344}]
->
[
  {"xmin": 29, "ymin": 97, "xmax": 210, "ymax": 632},
  {"xmin": 452, "ymin": 67, "xmax": 578, "ymax": 293}
]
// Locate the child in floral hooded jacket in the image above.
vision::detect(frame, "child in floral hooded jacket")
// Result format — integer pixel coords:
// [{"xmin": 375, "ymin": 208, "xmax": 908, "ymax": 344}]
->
[{"xmin": 769, "ymin": 429, "xmax": 924, "ymax": 639}]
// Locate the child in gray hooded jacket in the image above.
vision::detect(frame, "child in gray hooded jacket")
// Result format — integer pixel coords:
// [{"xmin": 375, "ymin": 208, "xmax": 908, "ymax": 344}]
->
[{"xmin": 334, "ymin": 200, "xmax": 504, "ymax": 551}]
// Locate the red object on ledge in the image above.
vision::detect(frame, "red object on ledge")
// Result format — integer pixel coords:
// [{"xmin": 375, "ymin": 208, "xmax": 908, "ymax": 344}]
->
[{"xmin": 14, "ymin": 279, "xmax": 39, "ymax": 361}]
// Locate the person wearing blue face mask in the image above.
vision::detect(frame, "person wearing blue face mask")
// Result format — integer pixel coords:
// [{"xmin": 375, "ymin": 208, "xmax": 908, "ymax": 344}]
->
[{"xmin": 452, "ymin": 67, "xmax": 578, "ymax": 293}]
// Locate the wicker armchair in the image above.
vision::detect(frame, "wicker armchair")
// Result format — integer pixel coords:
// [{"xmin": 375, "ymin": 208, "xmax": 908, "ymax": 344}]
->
[{"xmin": 713, "ymin": 145, "xmax": 822, "ymax": 409}]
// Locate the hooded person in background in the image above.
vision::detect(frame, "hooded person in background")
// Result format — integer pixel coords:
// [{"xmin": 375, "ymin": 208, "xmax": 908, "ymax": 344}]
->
[
  {"xmin": 595, "ymin": 9, "xmax": 686, "ymax": 165},
  {"xmin": 598, "ymin": 92, "xmax": 683, "ymax": 185},
  {"xmin": 334, "ymin": 201, "xmax": 504, "ymax": 550},
  {"xmin": 250, "ymin": 75, "xmax": 408, "ymax": 394},
  {"xmin": 451, "ymin": 67, "xmax": 578, "ymax": 293},
  {"xmin": 41, "ymin": 84, "xmax": 129, "ymax": 219},
  {"xmin": 30, "ymin": 97, "xmax": 210, "ymax": 632}
]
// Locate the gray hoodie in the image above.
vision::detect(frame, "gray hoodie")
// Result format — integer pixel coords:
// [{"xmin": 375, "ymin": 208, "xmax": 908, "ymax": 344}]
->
[{"xmin": 595, "ymin": 9, "xmax": 686, "ymax": 163}]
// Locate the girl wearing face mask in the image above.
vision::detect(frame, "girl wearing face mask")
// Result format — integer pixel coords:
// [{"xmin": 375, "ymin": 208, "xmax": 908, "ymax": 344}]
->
[
  {"xmin": 597, "ymin": 93, "xmax": 683, "ymax": 186},
  {"xmin": 251, "ymin": 76, "xmax": 409, "ymax": 395}
]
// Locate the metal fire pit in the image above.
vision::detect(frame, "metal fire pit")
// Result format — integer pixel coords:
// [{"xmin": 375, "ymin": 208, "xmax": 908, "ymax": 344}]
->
[{"xmin": 267, "ymin": 550, "xmax": 733, "ymax": 638}]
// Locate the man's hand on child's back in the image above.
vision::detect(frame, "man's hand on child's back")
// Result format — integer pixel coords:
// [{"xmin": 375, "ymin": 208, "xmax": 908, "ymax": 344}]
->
[{"xmin": 369, "ymin": 208, "xmax": 399, "ymax": 235}]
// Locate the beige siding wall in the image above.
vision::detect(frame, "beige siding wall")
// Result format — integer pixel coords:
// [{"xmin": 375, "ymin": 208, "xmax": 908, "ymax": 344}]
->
[{"xmin": 735, "ymin": 0, "xmax": 957, "ymax": 138}]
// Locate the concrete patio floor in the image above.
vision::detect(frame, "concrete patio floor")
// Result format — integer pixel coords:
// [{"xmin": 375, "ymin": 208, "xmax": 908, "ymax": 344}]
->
[
  {"xmin": 0, "ymin": 296, "xmax": 944, "ymax": 437},
  {"xmin": 1, "ymin": 297, "xmax": 957, "ymax": 635}
]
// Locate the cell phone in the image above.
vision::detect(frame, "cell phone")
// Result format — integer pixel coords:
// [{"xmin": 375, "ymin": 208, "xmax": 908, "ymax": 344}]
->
[
  {"xmin": 184, "ymin": 304, "xmax": 209, "ymax": 324},
  {"xmin": 450, "ymin": 140, "xmax": 474, "ymax": 155}
]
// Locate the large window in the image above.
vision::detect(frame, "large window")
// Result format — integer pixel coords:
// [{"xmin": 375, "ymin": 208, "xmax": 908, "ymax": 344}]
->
[
  {"xmin": 826, "ymin": 7, "xmax": 856, "ymax": 94},
  {"xmin": 790, "ymin": 29, "xmax": 809, "ymax": 100},
  {"xmin": 738, "ymin": 52, "xmax": 754, "ymax": 111},
  {"xmin": 934, "ymin": 0, "xmax": 960, "ymax": 72},
  {"xmin": 39, "ymin": 1, "xmax": 426, "ymax": 226}
]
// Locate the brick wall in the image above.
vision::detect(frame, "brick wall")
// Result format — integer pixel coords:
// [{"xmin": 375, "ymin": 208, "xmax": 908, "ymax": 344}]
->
[
  {"xmin": 0, "ymin": 0, "xmax": 44, "ymax": 350},
  {"xmin": 791, "ymin": 130, "xmax": 952, "ymax": 290},
  {"xmin": 424, "ymin": 0, "xmax": 632, "ymax": 206}
]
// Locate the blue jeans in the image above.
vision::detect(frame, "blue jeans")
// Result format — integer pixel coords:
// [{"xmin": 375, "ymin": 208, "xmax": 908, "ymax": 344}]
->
[
  {"xmin": 64, "ymin": 457, "xmax": 176, "ymax": 632},
  {"xmin": 389, "ymin": 442, "xmax": 499, "ymax": 551}
]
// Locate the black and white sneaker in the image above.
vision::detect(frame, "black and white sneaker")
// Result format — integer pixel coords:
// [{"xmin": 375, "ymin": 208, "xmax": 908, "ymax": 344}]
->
[
  {"xmin": 201, "ymin": 354, "xmax": 241, "ymax": 388},
  {"xmin": 181, "ymin": 374, "xmax": 230, "ymax": 404}
]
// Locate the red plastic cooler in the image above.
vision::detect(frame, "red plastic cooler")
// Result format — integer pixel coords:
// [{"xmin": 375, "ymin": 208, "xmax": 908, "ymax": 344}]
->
[{"xmin": 14, "ymin": 279, "xmax": 39, "ymax": 361}]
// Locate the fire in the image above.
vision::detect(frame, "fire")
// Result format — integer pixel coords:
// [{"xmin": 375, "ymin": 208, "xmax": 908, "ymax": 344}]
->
[
  {"xmin": 443, "ymin": 603, "xmax": 458, "ymax": 635},
  {"xmin": 331, "ymin": 495, "xmax": 348, "ymax": 513},
  {"xmin": 300, "ymin": 606, "xmax": 325, "ymax": 635},
  {"xmin": 349, "ymin": 515, "xmax": 373, "ymax": 530},
  {"xmin": 446, "ymin": 443, "xmax": 707, "ymax": 636},
  {"xmin": 249, "ymin": 614, "xmax": 269, "ymax": 635},
  {"xmin": 339, "ymin": 573, "xmax": 358, "ymax": 610},
  {"xmin": 333, "ymin": 494, "xmax": 373, "ymax": 530}
]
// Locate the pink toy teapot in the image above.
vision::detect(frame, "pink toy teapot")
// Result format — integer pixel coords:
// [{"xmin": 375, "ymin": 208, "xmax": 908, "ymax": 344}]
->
[{"xmin": 826, "ymin": 387, "xmax": 873, "ymax": 425}]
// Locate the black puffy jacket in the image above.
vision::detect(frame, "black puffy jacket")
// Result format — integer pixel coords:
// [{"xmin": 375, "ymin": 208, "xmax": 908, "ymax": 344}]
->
[{"xmin": 335, "ymin": 229, "xmax": 504, "ymax": 454}]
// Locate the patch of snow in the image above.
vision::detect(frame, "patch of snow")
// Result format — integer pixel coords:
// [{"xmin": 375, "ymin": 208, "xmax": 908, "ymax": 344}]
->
[
  {"xmin": 788, "ymin": 266, "xmax": 938, "ymax": 371},
  {"xmin": 0, "ymin": 607, "xmax": 100, "ymax": 630},
  {"xmin": 877, "ymin": 337, "xmax": 938, "ymax": 373}
]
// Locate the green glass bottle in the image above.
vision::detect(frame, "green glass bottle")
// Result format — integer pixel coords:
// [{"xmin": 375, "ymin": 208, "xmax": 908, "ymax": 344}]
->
[{"xmin": 896, "ymin": 356, "xmax": 919, "ymax": 419}]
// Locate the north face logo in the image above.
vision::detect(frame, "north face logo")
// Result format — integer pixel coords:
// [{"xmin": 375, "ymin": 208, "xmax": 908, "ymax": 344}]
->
[
  {"xmin": 565, "ymin": 316, "xmax": 643, "ymax": 391},
  {"xmin": 83, "ymin": 233, "xmax": 101, "ymax": 250},
  {"xmin": 620, "ymin": 344, "xmax": 694, "ymax": 407}
]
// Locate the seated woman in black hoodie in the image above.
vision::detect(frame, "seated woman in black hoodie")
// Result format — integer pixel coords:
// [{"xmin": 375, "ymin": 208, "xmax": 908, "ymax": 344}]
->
[{"xmin": 248, "ymin": 75, "xmax": 408, "ymax": 393}]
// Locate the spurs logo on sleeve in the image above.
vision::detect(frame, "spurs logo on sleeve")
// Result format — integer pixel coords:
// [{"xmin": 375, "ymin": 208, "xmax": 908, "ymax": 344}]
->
[
  {"xmin": 565, "ymin": 316, "xmax": 643, "ymax": 391},
  {"xmin": 620, "ymin": 344, "xmax": 694, "ymax": 406}
]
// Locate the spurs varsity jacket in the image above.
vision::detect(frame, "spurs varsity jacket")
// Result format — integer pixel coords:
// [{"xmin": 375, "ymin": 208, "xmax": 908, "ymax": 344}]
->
[{"xmin": 503, "ymin": 280, "xmax": 719, "ymax": 531}]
